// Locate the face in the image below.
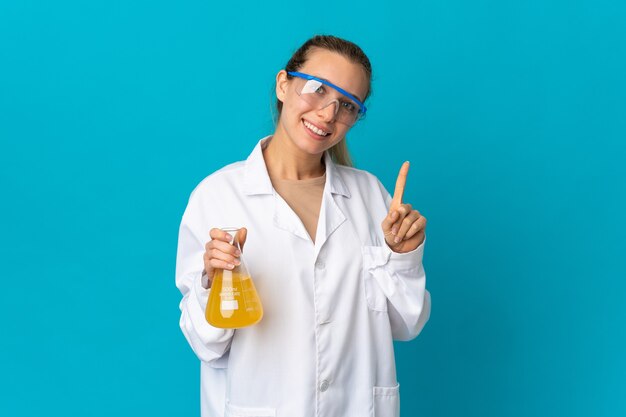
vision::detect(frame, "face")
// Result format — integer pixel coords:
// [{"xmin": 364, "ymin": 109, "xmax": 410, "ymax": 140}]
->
[{"xmin": 275, "ymin": 48, "xmax": 369, "ymax": 157}]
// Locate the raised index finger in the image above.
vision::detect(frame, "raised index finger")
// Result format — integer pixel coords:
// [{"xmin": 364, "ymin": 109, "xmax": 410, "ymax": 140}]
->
[{"xmin": 391, "ymin": 161, "xmax": 410, "ymax": 208}]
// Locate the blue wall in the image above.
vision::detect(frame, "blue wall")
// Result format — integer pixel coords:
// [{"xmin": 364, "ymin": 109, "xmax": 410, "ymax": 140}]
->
[{"xmin": 1, "ymin": 1, "xmax": 624, "ymax": 416}]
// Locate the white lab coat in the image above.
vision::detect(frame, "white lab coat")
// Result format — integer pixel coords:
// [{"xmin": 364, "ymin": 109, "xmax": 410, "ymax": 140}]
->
[{"xmin": 176, "ymin": 136, "xmax": 431, "ymax": 417}]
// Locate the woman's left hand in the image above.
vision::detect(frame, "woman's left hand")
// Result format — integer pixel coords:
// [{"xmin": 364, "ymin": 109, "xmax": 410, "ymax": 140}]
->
[{"xmin": 381, "ymin": 162, "xmax": 427, "ymax": 253}]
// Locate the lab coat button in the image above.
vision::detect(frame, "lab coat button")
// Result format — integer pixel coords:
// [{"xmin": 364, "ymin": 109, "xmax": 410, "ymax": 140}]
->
[
  {"xmin": 319, "ymin": 380, "xmax": 329, "ymax": 392},
  {"xmin": 315, "ymin": 260, "xmax": 326, "ymax": 269}
]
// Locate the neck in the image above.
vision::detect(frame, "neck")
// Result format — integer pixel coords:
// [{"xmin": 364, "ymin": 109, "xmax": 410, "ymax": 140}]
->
[{"xmin": 263, "ymin": 125, "xmax": 326, "ymax": 180}]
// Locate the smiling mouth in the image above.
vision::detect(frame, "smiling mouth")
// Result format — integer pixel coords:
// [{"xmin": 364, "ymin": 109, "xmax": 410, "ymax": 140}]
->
[{"xmin": 302, "ymin": 119, "xmax": 331, "ymax": 137}]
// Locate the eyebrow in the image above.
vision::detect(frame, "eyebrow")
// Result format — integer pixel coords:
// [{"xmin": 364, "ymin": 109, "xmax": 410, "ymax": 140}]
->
[{"xmin": 317, "ymin": 76, "xmax": 364, "ymax": 103}]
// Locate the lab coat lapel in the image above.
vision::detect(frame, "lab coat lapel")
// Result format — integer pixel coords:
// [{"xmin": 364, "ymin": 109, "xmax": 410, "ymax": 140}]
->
[
  {"xmin": 273, "ymin": 193, "xmax": 311, "ymax": 242},
  {"xmin": 314, "ymin": 152, "xmax": 351, "ymax": 258},
  {"xmin": 242, "ymin": 136, "xmax": 311, "ymax": 242}
]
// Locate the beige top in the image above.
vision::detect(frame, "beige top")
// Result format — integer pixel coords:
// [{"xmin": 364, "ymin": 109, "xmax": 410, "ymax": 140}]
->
[{"xmin": 270, "ymin": 173, "xmax": 326, "ymax": 242}]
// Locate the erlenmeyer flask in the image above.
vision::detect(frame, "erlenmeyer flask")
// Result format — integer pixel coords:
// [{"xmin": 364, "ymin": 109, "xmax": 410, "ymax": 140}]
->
[{"xmin": 205, "ymin": 227, "xmax": 263, "ymax": 328}]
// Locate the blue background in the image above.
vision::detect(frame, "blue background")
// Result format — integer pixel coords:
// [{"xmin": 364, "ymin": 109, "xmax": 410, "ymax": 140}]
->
[{"xmin": 1, "ymin": 0, "xmax": 625, "ymax": 416}]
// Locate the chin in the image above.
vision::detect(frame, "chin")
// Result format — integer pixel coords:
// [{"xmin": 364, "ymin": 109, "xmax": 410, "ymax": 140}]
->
[
  {"xmin": 295, "ymin": 139, "xmax": 327, "ymax": 156},
  {"xmin": 301, "ymin": 132, "xmax": 344, "ymax": 154}
]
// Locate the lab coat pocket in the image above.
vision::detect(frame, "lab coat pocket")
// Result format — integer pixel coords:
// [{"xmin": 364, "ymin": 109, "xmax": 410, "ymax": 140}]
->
[
  {"xmin": 362, "ymin": 246, "xmax": 389, "ymax": 312},
  {"xmin": 373, "ymin": 383, "xmax": 400, "ymax": 417},
  {"xmin": 225, "ymin": 403, "xmax": 276, "ymax": 417}
]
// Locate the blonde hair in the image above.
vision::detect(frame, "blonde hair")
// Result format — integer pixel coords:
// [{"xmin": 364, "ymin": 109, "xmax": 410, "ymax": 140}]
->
[{"xmin": 328, "ymin": 139, "xmax": 353, "ymax": 166}]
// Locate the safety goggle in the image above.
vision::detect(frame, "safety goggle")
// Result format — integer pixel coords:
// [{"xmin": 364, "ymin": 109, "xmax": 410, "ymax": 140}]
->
[{"xmin": 288, "ymin": 71, "xmax": 367, "ymax": 126}]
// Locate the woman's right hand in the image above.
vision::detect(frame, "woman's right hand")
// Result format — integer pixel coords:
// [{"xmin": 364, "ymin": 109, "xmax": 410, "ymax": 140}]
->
[{"xmin": 203, "ymin": 228, "xmax": 247, "ymax": 287}]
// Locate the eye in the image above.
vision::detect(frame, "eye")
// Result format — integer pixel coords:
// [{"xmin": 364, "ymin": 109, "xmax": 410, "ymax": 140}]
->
[
  {"xmin": 315, "ymin": 85, "xmax": 327, "ymax": 95},
  {"xmin": 340, "ymin": 101, "xmax": 357, "ymax": 113}
]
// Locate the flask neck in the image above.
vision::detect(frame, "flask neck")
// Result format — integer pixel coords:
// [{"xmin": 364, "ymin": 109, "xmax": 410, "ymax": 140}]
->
[{"xmin": 223, "ymin": 227, "xmax": 242, "ymax": 251}]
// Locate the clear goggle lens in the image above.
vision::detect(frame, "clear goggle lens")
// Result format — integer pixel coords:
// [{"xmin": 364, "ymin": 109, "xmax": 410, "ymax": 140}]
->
[{"xmin": 291, "ymin": 75, "xmax": 366, "ymax": 126}]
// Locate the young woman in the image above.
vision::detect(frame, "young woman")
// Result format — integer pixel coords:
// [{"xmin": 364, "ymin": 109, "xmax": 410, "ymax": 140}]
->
[{"xmin": 176, "ymin": 35, "xmax": 431, "ymax": 417}]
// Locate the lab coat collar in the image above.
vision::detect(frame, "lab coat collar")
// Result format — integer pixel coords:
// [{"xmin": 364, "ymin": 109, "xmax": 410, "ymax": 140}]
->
[
  {"xmin": 242, "ymin": 136, "xmax": 274, "ymax": 196},
  {"xmin": 323, "ymin": 150, "xmax": 351, "ymax": 198},
  {"xmin": 242, "ymin": 136, "xmax": 351, "ymax": 199}
]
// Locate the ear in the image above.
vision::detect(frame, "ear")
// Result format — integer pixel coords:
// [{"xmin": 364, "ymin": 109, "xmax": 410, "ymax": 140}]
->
[{"xmin": 275, "ymin": 70, "xmax": 289, "ymax": 102}]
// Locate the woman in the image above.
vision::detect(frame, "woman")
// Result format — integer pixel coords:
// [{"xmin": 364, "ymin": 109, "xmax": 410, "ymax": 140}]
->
[{"xmin": 176, "ymin": 35, "xmax": 431, "ymax": 417}]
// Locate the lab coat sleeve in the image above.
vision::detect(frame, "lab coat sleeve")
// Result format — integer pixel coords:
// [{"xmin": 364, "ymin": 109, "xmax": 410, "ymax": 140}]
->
[
  {"xmin": 175, "ymin": 186, "xmax": 234, "ymax": 364},
  {"xmin": 362, "ymin": 179, "xmax": 432, "ymax": 341}
]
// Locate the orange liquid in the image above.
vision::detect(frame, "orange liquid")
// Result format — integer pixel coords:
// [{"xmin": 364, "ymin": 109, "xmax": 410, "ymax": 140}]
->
[{"xmin": 205, "ymin": 270, "xmax": 263, "ymax": 328}]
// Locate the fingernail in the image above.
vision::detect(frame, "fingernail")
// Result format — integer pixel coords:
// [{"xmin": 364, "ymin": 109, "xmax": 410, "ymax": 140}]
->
[
  {"xmin": 227, "ymin": 263, "xmax": 235, "ymax": 269},
  {"xmin": 392, "ymin": 227, "xmax": 398, "ymax": 235},
  {"xmin": 391, "ymin": 211, "xmax": 398, "ymax": 219},
  {"xmin": 235, "ymin": 249, "xmax": 241, "ymax": 256},
  {"xmin": 234, "ymin": 259, "xmax": 241, "ymax": 266},
  {"xmin": 225, "ymin": 234, "xmax": 232, "ymax": 241},
  {"xmin": 394, "ymin": 236, "xmax": 401, "ymax": 243}
]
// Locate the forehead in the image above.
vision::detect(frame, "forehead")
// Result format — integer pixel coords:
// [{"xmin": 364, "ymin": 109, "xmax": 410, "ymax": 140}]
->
[{"xmin": 297, "ymin": 48, "xmax": 369, "ymax": 101}]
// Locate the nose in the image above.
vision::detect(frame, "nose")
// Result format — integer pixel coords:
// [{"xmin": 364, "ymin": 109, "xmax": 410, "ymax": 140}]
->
[{"xmin": 317, "ymin": 100, "xmax": 338, "ymax": 123}]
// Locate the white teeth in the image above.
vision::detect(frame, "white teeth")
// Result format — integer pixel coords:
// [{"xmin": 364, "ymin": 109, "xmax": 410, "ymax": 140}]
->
[{"xmin": 303, "ymin": 120, "xmax": 329, "ymax": 136}]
